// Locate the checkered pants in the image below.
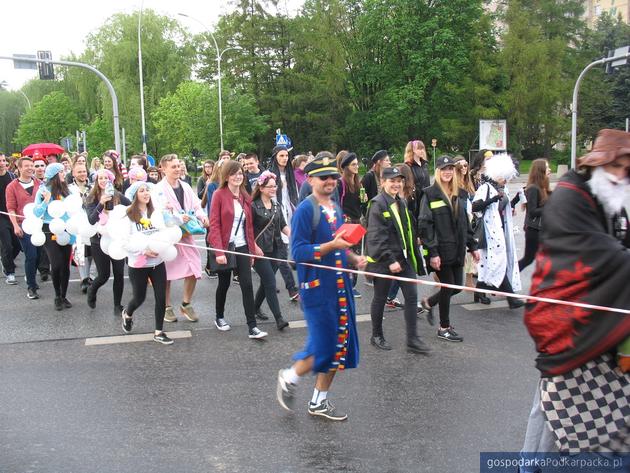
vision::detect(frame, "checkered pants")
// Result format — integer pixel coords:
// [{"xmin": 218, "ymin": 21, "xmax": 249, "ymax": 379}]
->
[{"xmin": 540, "ymin": 353, "xmax": 630, "ymax": 454}]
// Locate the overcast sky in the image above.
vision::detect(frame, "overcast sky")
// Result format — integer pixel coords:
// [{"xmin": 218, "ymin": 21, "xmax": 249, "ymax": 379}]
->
[{"xmin": 1, "ymin": 0, "xmax": 301, "ymax": 91}]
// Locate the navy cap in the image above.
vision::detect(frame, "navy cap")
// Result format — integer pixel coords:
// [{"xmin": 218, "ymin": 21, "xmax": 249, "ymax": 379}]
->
[
  {"xmin": 436, "ymin": 155, "xmax": 456, "ymax": 170},
  {"xmin": 304, "ymin": 152, "xmax": 340, "ymax": 178},
  {"xmin": 381, "ymin": 166, "xmax": 404, "ymax": 180}
]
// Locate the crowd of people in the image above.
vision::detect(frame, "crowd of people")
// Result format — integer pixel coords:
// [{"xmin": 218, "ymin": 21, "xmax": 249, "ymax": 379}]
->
[{"xmin": 4, "ymin": 133, "xmax": 628, "ymax": 432}]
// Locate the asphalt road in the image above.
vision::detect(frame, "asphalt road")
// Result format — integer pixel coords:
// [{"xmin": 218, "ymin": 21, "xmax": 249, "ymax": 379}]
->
[{"xmin": 1, "ymin": 188, "xmax": 542, "ymax": 473}]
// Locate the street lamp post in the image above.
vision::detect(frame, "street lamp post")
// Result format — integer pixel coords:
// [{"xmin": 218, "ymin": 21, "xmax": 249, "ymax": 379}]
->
[
  {"xmin": 178, "ymin": 12, "xmax": 240, "ymax": 152},
  {"xmin": 138, "ymin": 2, "xmax": 148, "ymax": 154},
  {"xmin": 571, "ymin": 47, "xmax": 629, "ymax": 169}
]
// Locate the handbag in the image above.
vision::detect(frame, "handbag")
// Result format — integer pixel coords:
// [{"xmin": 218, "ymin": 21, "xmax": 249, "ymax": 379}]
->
[
  {"xmin": 180, "ymin": 210, "xmax": 206, "ymax": 236},
  {"xmin": 208, "ymin": 209, "xmax": 244, "ymax": 272}
]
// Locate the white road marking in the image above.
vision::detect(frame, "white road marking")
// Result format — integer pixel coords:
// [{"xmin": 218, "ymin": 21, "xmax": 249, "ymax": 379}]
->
[
  {"xmin": 461, "ymin": 300, "xmax": 508, "ymax": 311},
  {"xmin": 85, "ymin": 330, "xmax": 191, "ymax": 346},
  {"xmin": 287, "ymin": 313, "xmax": 371, "ymax": 328}
]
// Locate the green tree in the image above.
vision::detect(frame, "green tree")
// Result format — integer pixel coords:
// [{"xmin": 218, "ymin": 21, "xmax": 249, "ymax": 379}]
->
[
  {"xmin": 0, "ymin": 91, "xmax": 28, "ymax": 154},
  {"xmin": 499, "ymin": 0, "xmax": 585, "ymax": 158},
  {"xmin": 14, "ymin": 91, "xmax": 80, "ymax": 148},
  {"xmin": 152, "ymin": 81, "xmax": 268, "ymax": 158}
]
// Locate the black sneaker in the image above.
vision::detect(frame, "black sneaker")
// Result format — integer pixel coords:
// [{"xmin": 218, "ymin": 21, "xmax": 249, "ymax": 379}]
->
[
  {"xmin": 437, "ymin": 327, "xmax": 463, "ymax": 342},
  {"xmin": 370, "ymin": 335, "xmax": 392, "ymax": 350},
  {"xmin": 256, "ymin": 310, "xmax": 270, "ymax": 321},
  {"xmin": 113, "ymin": 305, "xmax": 123, "ymax": 317},
  {"xmin": 215, "ymin": 318, "xmax": 231, "ymax": 331},
  {"xmin": 153, "ymin": 332, "xmax": 174, "ymax": 345},
  {"xmin": 62, "ymin": 298, "xmax": 72, "ymax": 309},
  {"xmin": 121, "ymin": 310, "xmax": 133, "ymax": 333},
  {"xmin": 80, "ymin": 278, "xmax": 90, "ymax": 294},
  {"xmin": 27, "ymin": 288, "xmax": 39, "ymax": 300},
  {"xmin": 204, "ymin": 267, "xmax": 218, "ymax": 279},
  {"xmin": 276, "ymin": 369, "xmax": 297, "ymax": 412},
  {"xmin": 385, "ymin": 297, "xmax": 403, "ymax": 309},
  {"xmin": 248, "ymin": 327, "xmax": 268, "ymax": 339},
  {"xmin": 407, "ymin": 336, "xmax": 431, "ymax": 354},
  {"xmin": 421, "ymin": 298, "xmax": 435, "ymax": 326},
  {"xmin": 54, "ymin": 297, "xmax": 63, "ymax": 311},
  {"xmin": 87, "ymin": 291, "xmax": 96, "ymax": 309},
  {"xmin": 276, "ymin": 316, "xmax": 289, "ymax": 331},
  {"xmin": 308, "ymin": 399, "xmax": 348, "ymax": 421}
]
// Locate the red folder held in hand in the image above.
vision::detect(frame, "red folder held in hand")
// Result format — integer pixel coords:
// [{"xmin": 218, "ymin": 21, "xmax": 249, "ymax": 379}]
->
[{"xmin": 335, "ymin": 223, "xmax": 366, "ymax": 246}]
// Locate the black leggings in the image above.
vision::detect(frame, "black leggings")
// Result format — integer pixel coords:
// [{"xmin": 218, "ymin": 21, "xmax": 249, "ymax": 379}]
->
[
  {"xmin": 426, "ymin": 265, "xmax": 463, "ymax": 328},
  {"xmin": 43, "ymin": 233, "xmax": 72, "ymax": 298},
  {"xmin": 215, "ymin": 245, "xmax": 257, "ymax": 328},
  {"xmin": 89, "ymin": 237, "xmax": 125, "ymax": 306},
  {"xmin": 518, "ymin": 226, "xmax": 539, "ymax": 271},
  {"xmin": 127, "ymin": 264, "xmax": 167, "ymax": 332},
  {"xmin": 253, "ymin": 250, "xmax": 282, "ymax": 321},
  {"xmin": 370, "ymin": 263, "xmax": 418, "ymax": 341}
]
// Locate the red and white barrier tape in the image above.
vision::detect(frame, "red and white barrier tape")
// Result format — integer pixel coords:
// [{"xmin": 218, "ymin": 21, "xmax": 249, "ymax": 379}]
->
[{"xmin": 3, "ymin": 210, "xmax": 629, "ymax": 316}]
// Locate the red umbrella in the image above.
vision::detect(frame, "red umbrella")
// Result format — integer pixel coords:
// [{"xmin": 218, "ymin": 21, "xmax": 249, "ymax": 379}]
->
[{"xmin": 22, "ymin": 143, "xmax": 66, "ymax": 157}]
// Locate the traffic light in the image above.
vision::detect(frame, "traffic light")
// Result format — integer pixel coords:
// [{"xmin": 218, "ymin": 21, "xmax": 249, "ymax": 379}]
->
[{"xmin": 37, "ymin": 51, "xmax": 55, "ymax": 80}]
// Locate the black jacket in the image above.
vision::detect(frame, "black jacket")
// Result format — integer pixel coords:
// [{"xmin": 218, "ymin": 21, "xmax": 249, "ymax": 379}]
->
[
  {"xmin": 524, "ymin": 185, "xmax": 545, "ymax": 230},
  {"xmin": 251, "ymin": 198, "xmax": 287, "ymax": 254},
  {"xmin": 408, "ymin": 160, "xmax": 431, "ymax": 204},
  {"xmin": 365, "ymin": 191, "xmax": 424, "ymax": 275},
  {"xmin": 418, "ymin": 185, "xmax": 476, "ymax": 267},
  {"xmin": 361, "ymin": 170, "xmax": 379, "ymax": 201}
]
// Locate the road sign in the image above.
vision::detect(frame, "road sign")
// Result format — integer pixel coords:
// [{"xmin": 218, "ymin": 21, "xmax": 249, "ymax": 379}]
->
[
  {"xmin": 60, "ymin": 137, "xmax": 73, "ymax": 151},
  {"xmin": 12, "ymin": 54, "xmax": 37, "ymax": 70}
]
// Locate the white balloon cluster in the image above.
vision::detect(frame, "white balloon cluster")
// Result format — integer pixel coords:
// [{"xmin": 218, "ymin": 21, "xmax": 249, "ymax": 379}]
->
[
  {"xmin": 101, "ymin": 206, "xmax": 182, "ymax": 262},
  {"xmin": 22, "ymin": 194, "xmax": 98, "ymax": 247}
]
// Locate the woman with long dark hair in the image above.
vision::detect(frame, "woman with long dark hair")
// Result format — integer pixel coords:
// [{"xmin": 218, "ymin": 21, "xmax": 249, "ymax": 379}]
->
[
  {"xmin": 518, "ymin": 159, "xmax": 551, "ymax": 271},
  {"xmin": 120, "ymin": 181, "xmax": 172, "ymax": 345},
  {"xmin": 419, "ymin": 156, "xmax": 479, "ymax": 342},
  {"xmin": 33, "ymin": 163, "xmax": 74, "ymax": 311},
  {"xmin": 85, "ymin": 169, "xmax": 131, "ymax": 317},
  {"xmin": 197, "ymin": 160, "xmax": 215, "ymax": 198},
  {"xmin": 102, "ymin": 152, "xmax": 124, "ymax": 192},
  {"xmin": 251, "ymin": 170, "xmax": 290, "ymax": 330},
  {"xmin": 208, "ymin": 160, "xmax": 267, "ymax": 339}
]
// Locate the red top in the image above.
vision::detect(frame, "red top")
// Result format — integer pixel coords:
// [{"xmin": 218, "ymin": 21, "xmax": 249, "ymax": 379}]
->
[
  {"xmin": 5, "ymin": 178, "xmax": 41, "ymax": 225},
  {"xmin": 208, "ymin": 186, "xmax": 256, "ymax": 257}
]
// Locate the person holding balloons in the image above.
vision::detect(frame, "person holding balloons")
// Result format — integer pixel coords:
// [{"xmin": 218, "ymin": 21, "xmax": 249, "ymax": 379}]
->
[
  {"xmin": 33, "ymin": 163, "xmax": 76, "ymax": 311},
  {"xmin": 119, "ymin": 181, "xmax": 174, "ymax": 345},
  {"xmin": 6, "ymin": 156, "xmax": 42, "ymax": 300},
  {"xmin": 85, "ymin": 169, "xmax": 131, "ymax": 317}
]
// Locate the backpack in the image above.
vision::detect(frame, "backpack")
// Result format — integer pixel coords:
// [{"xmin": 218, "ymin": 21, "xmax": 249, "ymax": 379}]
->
[{"xmin": 307, "ymin": 194, "xmax": 344, "ymax": 233}]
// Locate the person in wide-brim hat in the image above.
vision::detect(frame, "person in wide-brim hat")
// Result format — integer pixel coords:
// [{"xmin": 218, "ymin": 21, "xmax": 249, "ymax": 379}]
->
[{"xmin": 578, "ymin": 128, "xmax": 630, "ymax": 168}]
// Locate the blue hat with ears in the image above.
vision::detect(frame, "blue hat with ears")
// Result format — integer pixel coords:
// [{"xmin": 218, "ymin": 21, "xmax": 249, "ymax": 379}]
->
[
  {"xmin": 44, "ymin": 163, "xmax": 65, "ymax": 181},
  {"xmin": 125, "ymin": 181, "xmax": 154, "ymax": 201}
]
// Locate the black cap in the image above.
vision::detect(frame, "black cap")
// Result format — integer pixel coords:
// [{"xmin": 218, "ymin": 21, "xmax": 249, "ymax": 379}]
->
[
  {"xmin": 436, "ymin": 155, "xmax": 456, "ymax": 170},
  {"xmin": 381, "ymin": 166, "xmax": 404, "ymax": 180},
  {"xmin": 304, "ymin": 153, "xmax": 340, "ymax": 178},
  {"xmin": 371, "ymin": 149, "xmax": 389, "ymax": 164},
  {"xmin": 340, "ymin": 152, "xmax": 357, "ymax": 169}
]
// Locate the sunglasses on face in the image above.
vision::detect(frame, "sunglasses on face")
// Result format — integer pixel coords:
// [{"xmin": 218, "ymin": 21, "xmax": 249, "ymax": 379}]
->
[{"xmin": 317, "ymin": 175, "xmax": 338, "ymax": 181}]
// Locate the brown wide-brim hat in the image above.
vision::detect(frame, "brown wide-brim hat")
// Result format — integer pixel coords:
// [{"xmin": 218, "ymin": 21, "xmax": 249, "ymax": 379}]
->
[{"xmin": 578, "ymin": 129, "xmax": 630, "ymax": 167}]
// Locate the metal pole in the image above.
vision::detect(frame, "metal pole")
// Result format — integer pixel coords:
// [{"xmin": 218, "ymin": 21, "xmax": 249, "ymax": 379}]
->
[
  {"xmin": 0, "ymin": 56, "xmax": 122, "ymax": 155},
  {"xmin": 571, "ymin": 51, "xmax": 630, "ymax": 169},
  {"xmin": 178, "ymin": 13, "xmax": 224, "ymax": 151},
  {"xmin": 82, "ymin": 130, "xmax": 87, "ymax": 154},
  {"xmin": 76, "ymin": 130, "xmax": 80, "ymax": 153},
  {"xmin": 138, "ymin": 3, "xmax": 147, "ymax": 154},
  {"xmin": 122, "ymin": 127, "xmax": 127, "ymax": 164},
  {"xmin": 17, "ymin": 90, "xmax": 31, "ymax": 109},
  {"xmin": 626, "ymin": 118, "xmax": 629, "ymax": 132}
]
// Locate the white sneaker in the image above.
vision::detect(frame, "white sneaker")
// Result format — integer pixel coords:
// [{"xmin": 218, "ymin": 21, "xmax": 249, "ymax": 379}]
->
[
  {"xmin": 248, "ymin": 327, "xmax": 267, "ymax": 339},
  {"xmin": 215, "ymin": 318, "xmax": 231, "ymax": 331},
  {"xmin": 6, "ymin": 274, "xmax": 17, "ymax": 285}
]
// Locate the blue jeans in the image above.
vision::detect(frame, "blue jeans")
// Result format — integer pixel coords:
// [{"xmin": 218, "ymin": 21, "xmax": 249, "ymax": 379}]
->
[
  {"xmin": 18, "ymin": 233, "xmax": 39, "ymax": 290},
  {"xmin": 387, "ymin": 280, "xmax": 399, "ymax": 300}
]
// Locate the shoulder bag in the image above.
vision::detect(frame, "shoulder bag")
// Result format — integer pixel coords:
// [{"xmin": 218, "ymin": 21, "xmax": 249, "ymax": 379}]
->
[{"xmin": 208, "ymin": 208, "xmax": 244, "ymax": 272}]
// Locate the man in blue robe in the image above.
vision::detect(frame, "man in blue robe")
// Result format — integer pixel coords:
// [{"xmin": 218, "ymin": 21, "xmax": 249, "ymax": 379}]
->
[{"xmin": 276, "ymin": 152, "xmax": 366, "ymax": 421}]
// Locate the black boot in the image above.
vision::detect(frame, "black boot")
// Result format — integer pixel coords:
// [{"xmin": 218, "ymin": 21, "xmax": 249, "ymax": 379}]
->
[
  {"xmin": 54, "ymin": 297, "xmax": 63, "ymax": 311},
  {"xmin": 80, "ymin": 278, "xmax": 90, "ymax": 294},
  {"xmin": 276, "ymin": 316, "xmax": 289, "ymax": 331},
  {"xmin": 508, "ymin": 297, "xmax": 525, "ymax": 309},
  {"xmin": 407, "ymin": 336, "xmax": 431, "ymax": 354},
  {"xmin": 474, "ymin": 292, "xmax": 491, "ymax": 305}
]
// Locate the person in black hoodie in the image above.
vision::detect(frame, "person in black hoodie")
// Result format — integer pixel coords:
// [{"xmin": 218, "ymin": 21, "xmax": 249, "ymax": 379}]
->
[
  {"xmin": 418, "ymin": 156, "xmax": 479, "ymax": 342},
  {"xmin": 267, "ymin": 144, "xmax": 299, "ymax": 301},
  {"xmin": 366, "ymin": 166, "xmax": 430, "ymax": 354}
]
